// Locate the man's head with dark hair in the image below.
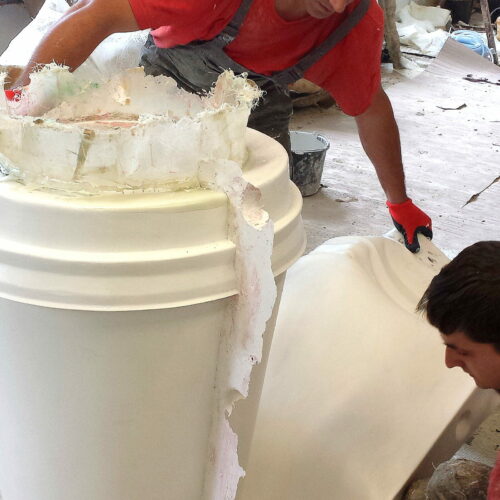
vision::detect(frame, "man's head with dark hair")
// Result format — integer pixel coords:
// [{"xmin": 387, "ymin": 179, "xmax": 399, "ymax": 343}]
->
[{"xmin": 417, "ymin": 241, "xmax": 500, "ymax": 389}]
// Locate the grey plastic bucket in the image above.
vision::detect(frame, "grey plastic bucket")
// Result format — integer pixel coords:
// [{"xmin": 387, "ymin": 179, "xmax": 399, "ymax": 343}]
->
[{"xmin": 290, "ymin": 131, "xmax": 330, "ymax": 197}]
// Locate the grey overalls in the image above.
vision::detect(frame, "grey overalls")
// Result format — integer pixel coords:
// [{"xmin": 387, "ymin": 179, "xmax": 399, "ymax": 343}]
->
[{"xmin": 140, "ymin": 0, "xmax": 371, "ymax": 160}]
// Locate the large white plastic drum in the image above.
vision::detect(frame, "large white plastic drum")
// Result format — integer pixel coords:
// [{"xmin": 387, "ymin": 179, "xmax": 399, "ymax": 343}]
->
[{"xmin": 0, "ymin": 129, "xmax": 305, "ymax": 500}]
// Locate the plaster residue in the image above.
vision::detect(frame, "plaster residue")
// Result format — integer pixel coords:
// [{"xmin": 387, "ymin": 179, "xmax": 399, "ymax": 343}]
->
[
  {"xmin": 0, "ymin": 67, "xmax": 260, "ymax": 192},
  {"xmin": 199, "ymin": 160, "xmax": 277, "ymax": 499}
]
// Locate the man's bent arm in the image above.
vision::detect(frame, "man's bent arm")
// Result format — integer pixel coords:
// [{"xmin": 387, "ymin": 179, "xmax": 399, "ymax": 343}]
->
[
  {"xmin": 354, "ymin": 86, "xmax": 408, "ymax": 204},
  {"xmin": 355, "ymin": 86, "xmax": 433, "ymax": 252},
  {"xmin": 13, "ymin": 0, "xmax": 140, "ymax": 88}
]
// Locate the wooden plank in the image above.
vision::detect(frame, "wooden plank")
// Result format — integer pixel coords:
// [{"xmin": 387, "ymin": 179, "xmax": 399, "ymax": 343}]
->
[
  {"xmin": 479, "ymin": 0, "xmax": 499, "ymax": 64},
  {"xmin": 380, "ymin": 0, "xmax": 403, "ymax": 69}
]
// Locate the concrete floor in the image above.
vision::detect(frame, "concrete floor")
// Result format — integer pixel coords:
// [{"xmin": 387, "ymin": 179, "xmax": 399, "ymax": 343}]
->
[{"xmin": 293, "ymin": 53, "xmax": 500, "ymax": 256}]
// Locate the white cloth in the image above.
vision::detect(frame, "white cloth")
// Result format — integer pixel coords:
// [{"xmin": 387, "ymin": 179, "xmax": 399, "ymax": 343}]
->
[{"xmin": 0, "ymin": 0, "xmax": 149, "ymax": 81}]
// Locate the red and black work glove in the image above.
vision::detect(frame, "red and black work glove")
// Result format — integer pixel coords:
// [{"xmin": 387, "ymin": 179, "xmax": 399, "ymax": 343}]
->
[
  {"xmin": 4, "ymin": 89, "xmax": 22, "ymax": 101},
  {"xmin": 386, "ymin": 199, "xmax": 432, "ymax": 253}
]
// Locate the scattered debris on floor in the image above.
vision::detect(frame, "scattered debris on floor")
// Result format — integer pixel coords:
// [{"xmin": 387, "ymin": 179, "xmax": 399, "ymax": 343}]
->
[
  {"xmin": 405, "ymin": 409, "xmax": 500, "ymax": 499},
  {"xmin": 405, "ymin": 459, "xmax": 491, "ymax": 499},
  {"xmin": 463, "ymin": 175, "xmax": 500, "ymax": 207}
]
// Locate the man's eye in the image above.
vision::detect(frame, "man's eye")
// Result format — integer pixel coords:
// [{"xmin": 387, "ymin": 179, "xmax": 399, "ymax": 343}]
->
[{"xmin": 458, "ymin": 351, "xmax": 469, "ymax": 356}]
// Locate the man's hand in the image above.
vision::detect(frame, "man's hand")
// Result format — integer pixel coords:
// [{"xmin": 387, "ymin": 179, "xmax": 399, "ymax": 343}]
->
[
  {"xmin": 4, "ymin": 89, "xmax": 22, "ymax": 101},
  {"xmin": 386, "ymin": 199, "xmax": 432, "ymax": 253},
  {"xmin": 4, "ymin": 86, "xmax": 56, "ymax": 116}
]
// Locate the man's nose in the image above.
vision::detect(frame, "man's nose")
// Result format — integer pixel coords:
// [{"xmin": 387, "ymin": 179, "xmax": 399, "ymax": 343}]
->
[{"xmin": 445, "ymin": 347, "xmax": 464, "ymax": 369}]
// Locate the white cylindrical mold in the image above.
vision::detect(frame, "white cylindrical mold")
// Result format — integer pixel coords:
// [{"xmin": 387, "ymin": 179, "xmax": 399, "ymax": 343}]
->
[{"xmin": 0, "ymin": 128, "xmax": 305, "ymax": 500}]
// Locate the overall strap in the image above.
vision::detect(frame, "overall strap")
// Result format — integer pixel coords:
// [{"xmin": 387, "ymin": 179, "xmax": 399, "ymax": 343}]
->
[
  {"xmin": 271, "ymin": 0, "xmax": 372, "ymax": 86},
  {"xmin": 213, "ymin": 0, "xmax": 255, "ymax": 47}
]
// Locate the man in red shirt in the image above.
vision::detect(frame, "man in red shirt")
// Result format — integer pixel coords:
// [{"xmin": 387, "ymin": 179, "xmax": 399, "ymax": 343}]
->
[{"xmin": 11, "ymin": 0, "xmax": 432, "ymax": 252}]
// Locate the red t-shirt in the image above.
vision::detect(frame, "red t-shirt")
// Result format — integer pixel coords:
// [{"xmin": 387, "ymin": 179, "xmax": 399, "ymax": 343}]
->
[
  {"xmin": 128, "ymin": 0, "xmax": 384, "ymax": 115},
  {"xmin": 488, "ymin": 454, "xmax": 500, "ymax": 500}
]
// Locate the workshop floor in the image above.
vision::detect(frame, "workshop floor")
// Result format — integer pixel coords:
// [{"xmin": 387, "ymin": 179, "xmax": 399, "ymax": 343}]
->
[{"xmin": 293, "ymin": 46, "xmax": 500, "ymax": 256}]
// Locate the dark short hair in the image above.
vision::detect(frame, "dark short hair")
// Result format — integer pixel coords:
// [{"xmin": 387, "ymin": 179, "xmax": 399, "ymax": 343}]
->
[{"xmin": 417, "ymin": 241, "xmax": 500, "ymax": 351}]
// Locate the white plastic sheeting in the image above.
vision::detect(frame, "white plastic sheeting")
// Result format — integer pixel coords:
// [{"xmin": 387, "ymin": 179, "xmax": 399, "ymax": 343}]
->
[
  {"xmin": 396, "ymin": 0, "xmax": 451, "ymax": 56},
  {"xmin": 0, "ymin": 0, "xmax": 148, "ymax": 82},
  {"xmin": 238, "ymin": 235, "xmax": 497, "ymax": 500}
]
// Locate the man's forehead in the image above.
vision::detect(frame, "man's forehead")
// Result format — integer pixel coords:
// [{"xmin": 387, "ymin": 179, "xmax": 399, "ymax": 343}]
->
[
  {"xmin": 440, "ymin": 331, "xmax": 499, "ymax": 355},
  {"xmin": 440, "ymin": 331, "xmax": 473, "ymax": 348}
]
